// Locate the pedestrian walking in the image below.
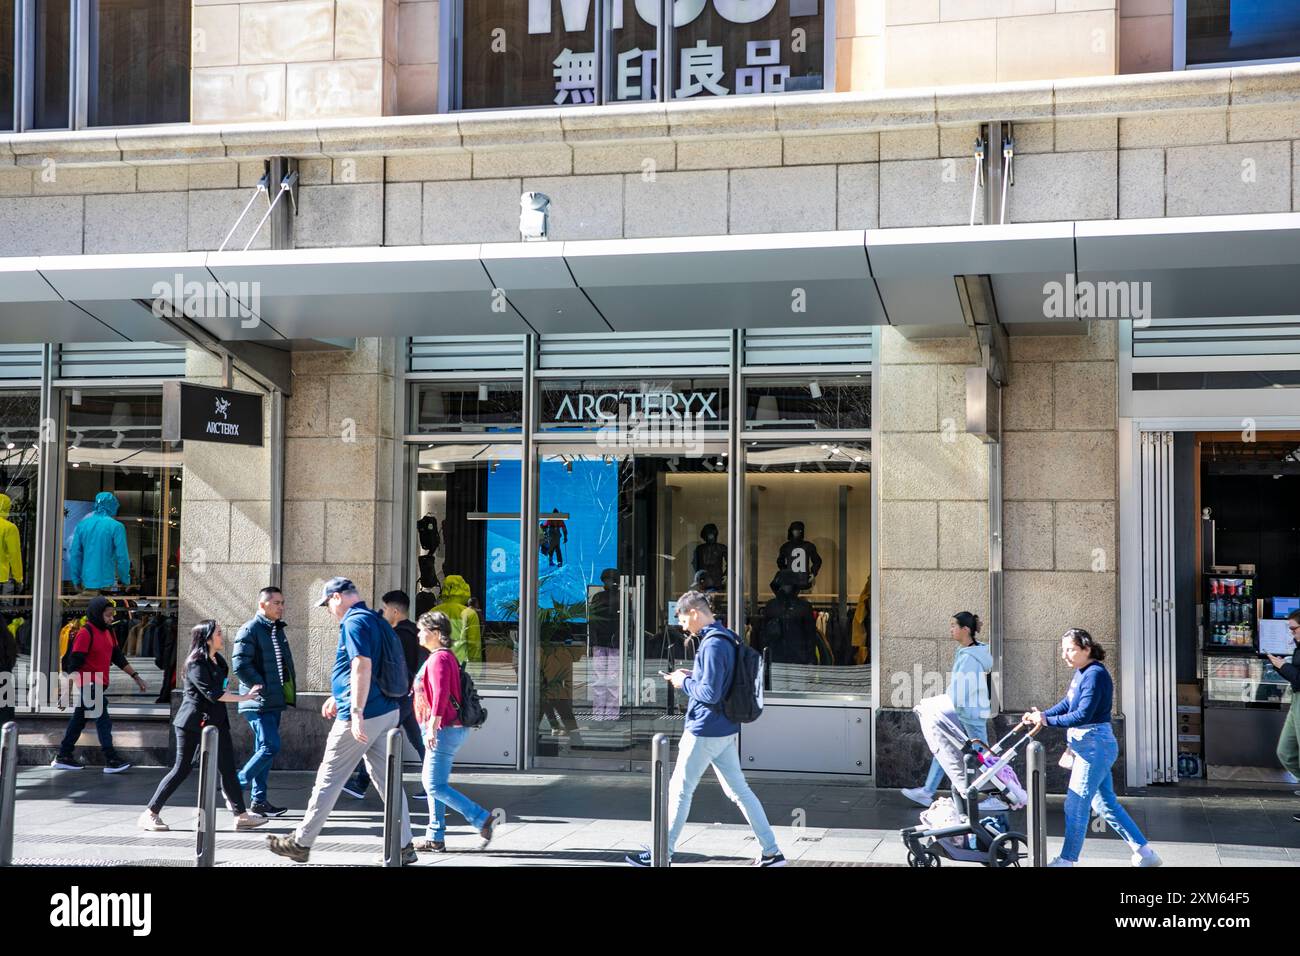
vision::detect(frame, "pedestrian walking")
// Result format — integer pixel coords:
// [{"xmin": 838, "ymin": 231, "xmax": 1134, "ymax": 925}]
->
[
  {"xmin": 342, "ymin": 589, "xmax": 428, "ymax": 801},
  {"xmin": 1265, "ymin": 609, "xmax": 1300, "ymax": 822},
  {"xmin": 412, "ymin": 610, "xmax": 495, "ymax": 852},
  {"xmin": 139, "ymin": 620, "xmax": 269, "ymax": 832},
  {"xmin": 626, "ymin": 589, "xmax": 786, "ymax": 867},
  {"xmin": 901, "ymin": 611, "xmax": 997, "ymax": 810},
  {"xmin": 51, "ymin": 596, "xmax": 145, "ymax": 773},
  {"xmin": 266, "ymin": 577, "xmax": 415, "ymax": 865},
  {"xmin": 1026, "ymin": 628, "xmax": 1162, "ymax": 868},
  {"xmin": 233, "ymin": 586, "xmax": 297, "ymax": 817}
]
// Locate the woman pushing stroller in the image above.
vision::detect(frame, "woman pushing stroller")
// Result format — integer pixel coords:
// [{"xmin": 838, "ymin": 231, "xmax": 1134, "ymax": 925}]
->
[{"xmin": 1024, "ymin": 628, "xmax": 1162, "ymax": 868}]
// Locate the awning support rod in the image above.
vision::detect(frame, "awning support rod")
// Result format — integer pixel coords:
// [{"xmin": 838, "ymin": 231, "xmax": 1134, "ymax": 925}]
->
[
  {"xmin": 969, "ymin": 136, "xmax": 986, "ymax": 227},
  {"xmin": 243, "ymin": 167, "xmax": 300, "ymax": 252},
  {"xmin": 217, "ymin": 172, "xmax": 270, "ymax": 254}
]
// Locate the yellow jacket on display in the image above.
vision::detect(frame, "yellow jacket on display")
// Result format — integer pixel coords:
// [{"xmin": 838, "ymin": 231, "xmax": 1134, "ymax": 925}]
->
[{"xmin": 0, "ymin": 493, "xmax": 23, "ymax": 585}]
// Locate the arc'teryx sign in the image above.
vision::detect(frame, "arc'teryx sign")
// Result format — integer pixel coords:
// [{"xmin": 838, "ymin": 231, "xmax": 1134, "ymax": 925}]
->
[
  {"xmin": 551, "ymin": 388, "xmax": 720, "ymax": 422},
  {"xmin": 162, "ymin": 381, "xmax": 264, "ymax": 447}
]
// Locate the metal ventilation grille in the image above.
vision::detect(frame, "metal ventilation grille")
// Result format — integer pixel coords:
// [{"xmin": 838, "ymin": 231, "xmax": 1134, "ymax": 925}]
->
[
  {"xmin": 538, "ymin": 330, "xmax": 731, "ymax": 372},
  {"xmin": 1133, "ymin": 317, "xmax": 1300, "ymax": 361},
  {"xmin": 58, "ymin": 342, "xmax": 187, "ymax": 379},
  {"xmin": 744, "ymin": 326, "xmax": 873, "ymax": 369},
  {"xmin": 409, "ymin": 335, "xmax": 527, "ymax": 373},
  {"xmin": 0, "ymin": 344, "xmax": 44, "ymax": 380}
]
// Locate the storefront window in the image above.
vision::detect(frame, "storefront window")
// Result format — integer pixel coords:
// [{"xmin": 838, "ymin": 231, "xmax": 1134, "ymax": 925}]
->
[
  {"xmin": 409, "ymin": 381, "xmax": 524, "ymax": 434},
  {"xmin": 538, "ymin": 377, "xmax": 728, "ymax": 432},
  {"xmin": 57, "ymin": 391, "xmax": 183, "ymax": 707},
  {"xmin": 33, "ymin": 0, "xmax": 71, "ymax": 129},
  {"xmin": 0, "ymin": 393, "xmax": 41, "ymax": 718},
  {"xmin": 533, "ymin": 443, "xmax": 729, "ymax": 766},
  {"xmin": 412, "ymin": 443, "xmax": 521, "ymax": 689},
  {"xmin": 456, "ymin": 0, "xmax": 826, "ymax": 109},
  {"xmin": 742, "ymin": 440, "xmax": 870, "ymax": 698},
  {"xmin": 1182, "ymin": 1, "xmax": 1300, "ymax": 67},
  {"xmin": 745, "ymin": 374, "xmax": 870, "ymax": 431}
]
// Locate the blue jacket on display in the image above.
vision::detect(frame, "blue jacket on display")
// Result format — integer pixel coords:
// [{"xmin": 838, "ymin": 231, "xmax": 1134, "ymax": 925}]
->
[{"xmin": 66, "ymin": 492, "xmax": 131, "ymax": 591}]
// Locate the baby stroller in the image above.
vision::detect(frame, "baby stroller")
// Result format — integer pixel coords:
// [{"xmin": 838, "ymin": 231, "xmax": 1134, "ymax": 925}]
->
[{"xmin": 900, "ymin": 695, "xmax": 1039, "ymax": 868}]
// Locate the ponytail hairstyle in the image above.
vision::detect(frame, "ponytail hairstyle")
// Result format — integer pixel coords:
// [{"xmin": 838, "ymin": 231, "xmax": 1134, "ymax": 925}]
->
[
  {"xmin": 186, "ymin": 620, "xmax": 219, "ymax": 666},
  {"xmin": 953, "ymin": 611, "xmax": 983, "ymax": 644},
  {"xmin": 1063, "ymin": 627, "xmax": 1106, "ymax": 663}
]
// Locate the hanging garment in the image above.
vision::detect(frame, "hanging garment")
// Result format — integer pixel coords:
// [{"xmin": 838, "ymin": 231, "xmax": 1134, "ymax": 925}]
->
[
  {"xmin": 418, "ymin": 552, "xmax": 440, "ymax": 590},
  {"xmin": 692, "ymin": 523, "xmax": 727, "ymax": 590},
  {"xmin": 417, "ymin": 513, "xmax": 441, "ymax": 554},
  {"xmin": 0, "ymin": 493, "xmax": 23, "ymax": 586},
  {"xmin": 66, "ymin": 492, "xmax": 131, "ymax": 590},
  {"xmin": 756, "ymin": 572, "xmax": 825, "ymax": 665},
  {"xmin": 850, "ymin": 578, "xmax": 870, "ymax": 665}
]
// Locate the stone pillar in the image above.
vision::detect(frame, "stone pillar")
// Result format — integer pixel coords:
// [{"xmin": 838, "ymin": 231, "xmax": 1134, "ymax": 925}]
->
[
  {"xmin": 1002, "ymin": 321, "xmax": 1119, "ymax": 712},
  {"xmin": 874, "ymin": 328, "xmax": 988, "ymax": 786},
  {"xmin": 178, "ymin": 347, "xmax": 274, "ymax": 644},
  {"xmin": 281, "ymin": 337, "xmax": 399, "ymax": 692}
]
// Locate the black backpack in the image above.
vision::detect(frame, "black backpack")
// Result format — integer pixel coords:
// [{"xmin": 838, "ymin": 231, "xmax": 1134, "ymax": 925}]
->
[
  {"xmin": 710, "ymin": 630, "xmax": 765, "ymax": 724},
  {"xmin": 367, "ymin": 610, "xmax": 412, "ymax": 701},
  {"xmin": 447, "ymin": 652, "xmax": 488, "ymax": 728}
]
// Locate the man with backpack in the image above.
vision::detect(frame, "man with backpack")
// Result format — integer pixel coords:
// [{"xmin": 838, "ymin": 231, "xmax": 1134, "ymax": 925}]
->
[
  {"xmin": 266, "ymin": 577, "xmax": 415, "ymax": 864},
  {"xmin": 626, "ymin": 589, "xmax": 785, "ymax": 867}
]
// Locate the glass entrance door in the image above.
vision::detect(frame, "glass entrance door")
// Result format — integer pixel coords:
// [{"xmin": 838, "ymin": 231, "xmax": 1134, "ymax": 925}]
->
[{"xmin": 533, "ymin": 442, "xmax": 729, "ymax": 769}]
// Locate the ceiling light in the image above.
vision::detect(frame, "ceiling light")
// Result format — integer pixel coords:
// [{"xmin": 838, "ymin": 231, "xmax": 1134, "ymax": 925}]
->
[
  {"xmin": 478, "ymin": 383, "xmax": 490, "ymax": 401},
  {"xmin": 809, "ymin": 381, "xmax": 822, "ymax": 399}
]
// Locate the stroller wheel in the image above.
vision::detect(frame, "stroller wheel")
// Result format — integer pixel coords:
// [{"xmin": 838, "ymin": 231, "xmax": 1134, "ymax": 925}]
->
[
  {"xmin": 987, "ymin": 832, "xmax": 1026, "ymax": 868},
  {"xmin": 907, "ymin": 849, "xmax": 941, "ymax": 868}
]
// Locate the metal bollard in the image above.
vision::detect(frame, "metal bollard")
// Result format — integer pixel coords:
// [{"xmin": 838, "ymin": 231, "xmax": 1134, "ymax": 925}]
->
[
  {"xmin": 195, "ymin": 725, "xmax": 218, "ymax": 868},
  {"xmin": 1026, "ymin": 740, "xmax": 1047, "ymax": 867},
  {"xmin": 650, "ymin": 733, "xmax": 670, "ymax": 867},
  {"xmin": 382, "ymin": 728, "xmax": 404, "ymax": 867},
  {"xmin": 0, "ymin": 722, "xmax": 17, "ymax": 867}
]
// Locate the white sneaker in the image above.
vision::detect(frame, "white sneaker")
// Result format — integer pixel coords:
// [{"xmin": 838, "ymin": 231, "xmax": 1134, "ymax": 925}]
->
[
  {"xmin": 901, "ymin": 787, "xmax": 935, "ymax": 807},
  {"xmin": 234, "ymin": 811, "xmax": 269, "ymax": 831},
  {"xmin": 978, "ymin": 796, "xmax": 1008, "ymax": 813},
  {"xmin": 137, "ymin": 809, "xmax": 168, "ymax": 832},
  {"xmin": 1047, "ymin": 857, "xmax": 1074, "ymax": 867},
  {"xmin": 1132, "ymin": 845, "xmax": 1163, "ymax": 868}
]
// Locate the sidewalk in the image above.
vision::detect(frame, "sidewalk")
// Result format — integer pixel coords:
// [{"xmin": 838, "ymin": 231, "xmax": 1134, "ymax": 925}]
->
[{"xmin": 10, "ymin": 765, "xmax": 1300, "ymax": 867}]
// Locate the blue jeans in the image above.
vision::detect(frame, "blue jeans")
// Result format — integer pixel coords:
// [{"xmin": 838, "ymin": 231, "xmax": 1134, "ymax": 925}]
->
[
  {"xmin": 57, "ymin": 685, "xmax": 117, "ymax": 759},
  {"xmin": 923, "ymin": 713, "xmax": 989, "ymax": 794},
  {"xmin": 666, "ymin": 731, "xmax": 780, "ymax": 858},
  {"xmin": 238, "ymin": 710, "xmax": 282, "ymax": 803},
  {"xmin": 1061, "ymin": 723, "xmax": 1148, "ymax": 862},
  {"xmin": 422, "ymin": 725, "xmax": 489, "ymax": 842}
]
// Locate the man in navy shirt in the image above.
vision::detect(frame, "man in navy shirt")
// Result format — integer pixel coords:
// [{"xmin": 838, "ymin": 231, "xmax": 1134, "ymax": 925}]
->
[
  {"xmin": 626, "ymin": 590, "xmax": 785, "ymax": 867},
  {"xmin": 267, "ymin": 577, "xmax": 415, "ymax": 864}
]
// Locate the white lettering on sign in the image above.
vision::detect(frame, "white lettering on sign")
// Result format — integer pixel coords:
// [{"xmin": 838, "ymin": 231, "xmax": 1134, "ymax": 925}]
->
[
  {"xmin": 530, "ymin": 0, "xmax": 789, "ymax": 32},
  {"xmin": 555, "ymin": 390, "xmax": 720, "ymax": 423},
  {"xmin": 205, "ymin": 421, "xmax": 241, "ymax": 437}
]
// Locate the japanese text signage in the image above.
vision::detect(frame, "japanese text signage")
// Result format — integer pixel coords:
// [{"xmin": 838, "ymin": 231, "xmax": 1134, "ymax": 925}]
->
[
  {"xmin": 161, "ymin": 381, "xmax": 264, "ymax": 448},
  {"xmin": 461, "ymin": 0, "xmax": 824, "ymax": 110}
]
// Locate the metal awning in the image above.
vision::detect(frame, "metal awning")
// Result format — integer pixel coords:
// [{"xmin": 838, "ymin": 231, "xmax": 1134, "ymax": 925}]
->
[{"xmin": 1, "ymin": 212, "xmax": 1298, "ymax": 344}]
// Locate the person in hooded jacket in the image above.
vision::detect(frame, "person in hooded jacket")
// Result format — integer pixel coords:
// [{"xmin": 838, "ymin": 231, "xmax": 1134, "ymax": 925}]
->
[
  {"xmin": 0, "ymin": 492, "xmax": 24, "ymax": 594},
  {"xmin": 66, "ymin": 491, "xmax": 131, "ymax": 591},
  {"xmin": 52, "ymin": 596, "xmax": 146, "ymax": 772},
  {"xmin": 432, "ymin": 574, "xmax": 482, "ymax": 664},
  {"xmin": 755, "ymin": 570, "xmax": 831, "ymax": 666},
  {"xmin": 901, "ymin": 611, "xmax": 996, "ymax": 809}
]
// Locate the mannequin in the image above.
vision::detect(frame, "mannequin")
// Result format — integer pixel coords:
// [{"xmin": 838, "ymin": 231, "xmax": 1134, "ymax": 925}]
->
[
  {"xmin": 755, "ymin": 570, "xmax": 832, "ymax": 666},
  {"xmin": 775, "ymin": 520, "xmax": 822, "ymax": 591},
  {"xmin": 0, "ymin": 492, "xmax": 22, "ymax": 591},
  {"xmin": 692, "ymin": 523, "xmax": 727, "ymax": 591},
  {"xmin": 416, "ymin": 512, "xmax": 440, "ymax": 589},
  {"xmin": 586, "ymin": 568, "xmax": 621, "ymax": 720},
  {"xmin": 66, "ymin": 491, "xmax": 131, "ymax": 591}
]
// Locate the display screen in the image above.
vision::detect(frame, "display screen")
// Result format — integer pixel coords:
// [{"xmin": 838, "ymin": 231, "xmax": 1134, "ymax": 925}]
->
[
  {"xmin": 486, "ymin": 457, "xmax": 619, "ymax": 621},
  {"xmin": 1272, "ymin": 597, "xmax": 1300, "ymax": 618},
  {"xmin": 1259, "ymin": 618, "xmax": 1295, "ymax": 656}
]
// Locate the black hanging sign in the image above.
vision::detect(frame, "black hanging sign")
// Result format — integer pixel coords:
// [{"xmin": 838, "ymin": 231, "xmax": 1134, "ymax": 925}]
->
[{"xmin": 162, "ymin": 381, "xmax": 264, "ymax": 447}]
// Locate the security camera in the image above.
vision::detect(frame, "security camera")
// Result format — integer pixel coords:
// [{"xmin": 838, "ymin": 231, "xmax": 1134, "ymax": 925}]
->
[{"xmin": 520, "ymin": 191, "xmax": 551, "ymax": 241}]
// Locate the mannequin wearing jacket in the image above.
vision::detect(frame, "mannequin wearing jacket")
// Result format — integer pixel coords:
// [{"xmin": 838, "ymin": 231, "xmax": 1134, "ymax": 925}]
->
[
  {"xmin": 775, "ymin": 521, "xmax": 822, "ymax": 591},
  {"xmin": 0, "ymin": 493, "xmax": 23, "ymax": 590},
  {"xmin": 66, "ymin": 491, "xmax": 131, "ymax": 591},
  {"xmin": 755, "ymin": 570, "xmax": 831, "ymax": 666},
  {"xmin": 692, "ymin": 523, "xmax": 727, "ymax": 591}
]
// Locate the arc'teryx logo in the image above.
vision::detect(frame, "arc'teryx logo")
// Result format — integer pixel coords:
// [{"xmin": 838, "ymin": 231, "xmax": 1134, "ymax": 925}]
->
[
  {"xmin": 214, "ymin": 397, "xmax": 230, "ymax": 420},
  {"xmin": 49, "ymin": 886, "xmax": 151, "ymax": 936}
]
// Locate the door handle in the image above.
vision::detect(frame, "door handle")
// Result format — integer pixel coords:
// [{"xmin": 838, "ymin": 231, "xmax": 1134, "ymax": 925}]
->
[
  {"xmin": 617, "ymin": 574, "xmax": 629, "ymax": 707},
  {"xmin": 634, "ymin": 574, "xmax": 646, "ymax": 705}
]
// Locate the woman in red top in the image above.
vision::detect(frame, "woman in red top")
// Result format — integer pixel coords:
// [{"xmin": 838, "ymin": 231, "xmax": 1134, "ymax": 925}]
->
[{"xmin": 413, "ymin": 610, "xmax": 496, "ymax": 852}]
